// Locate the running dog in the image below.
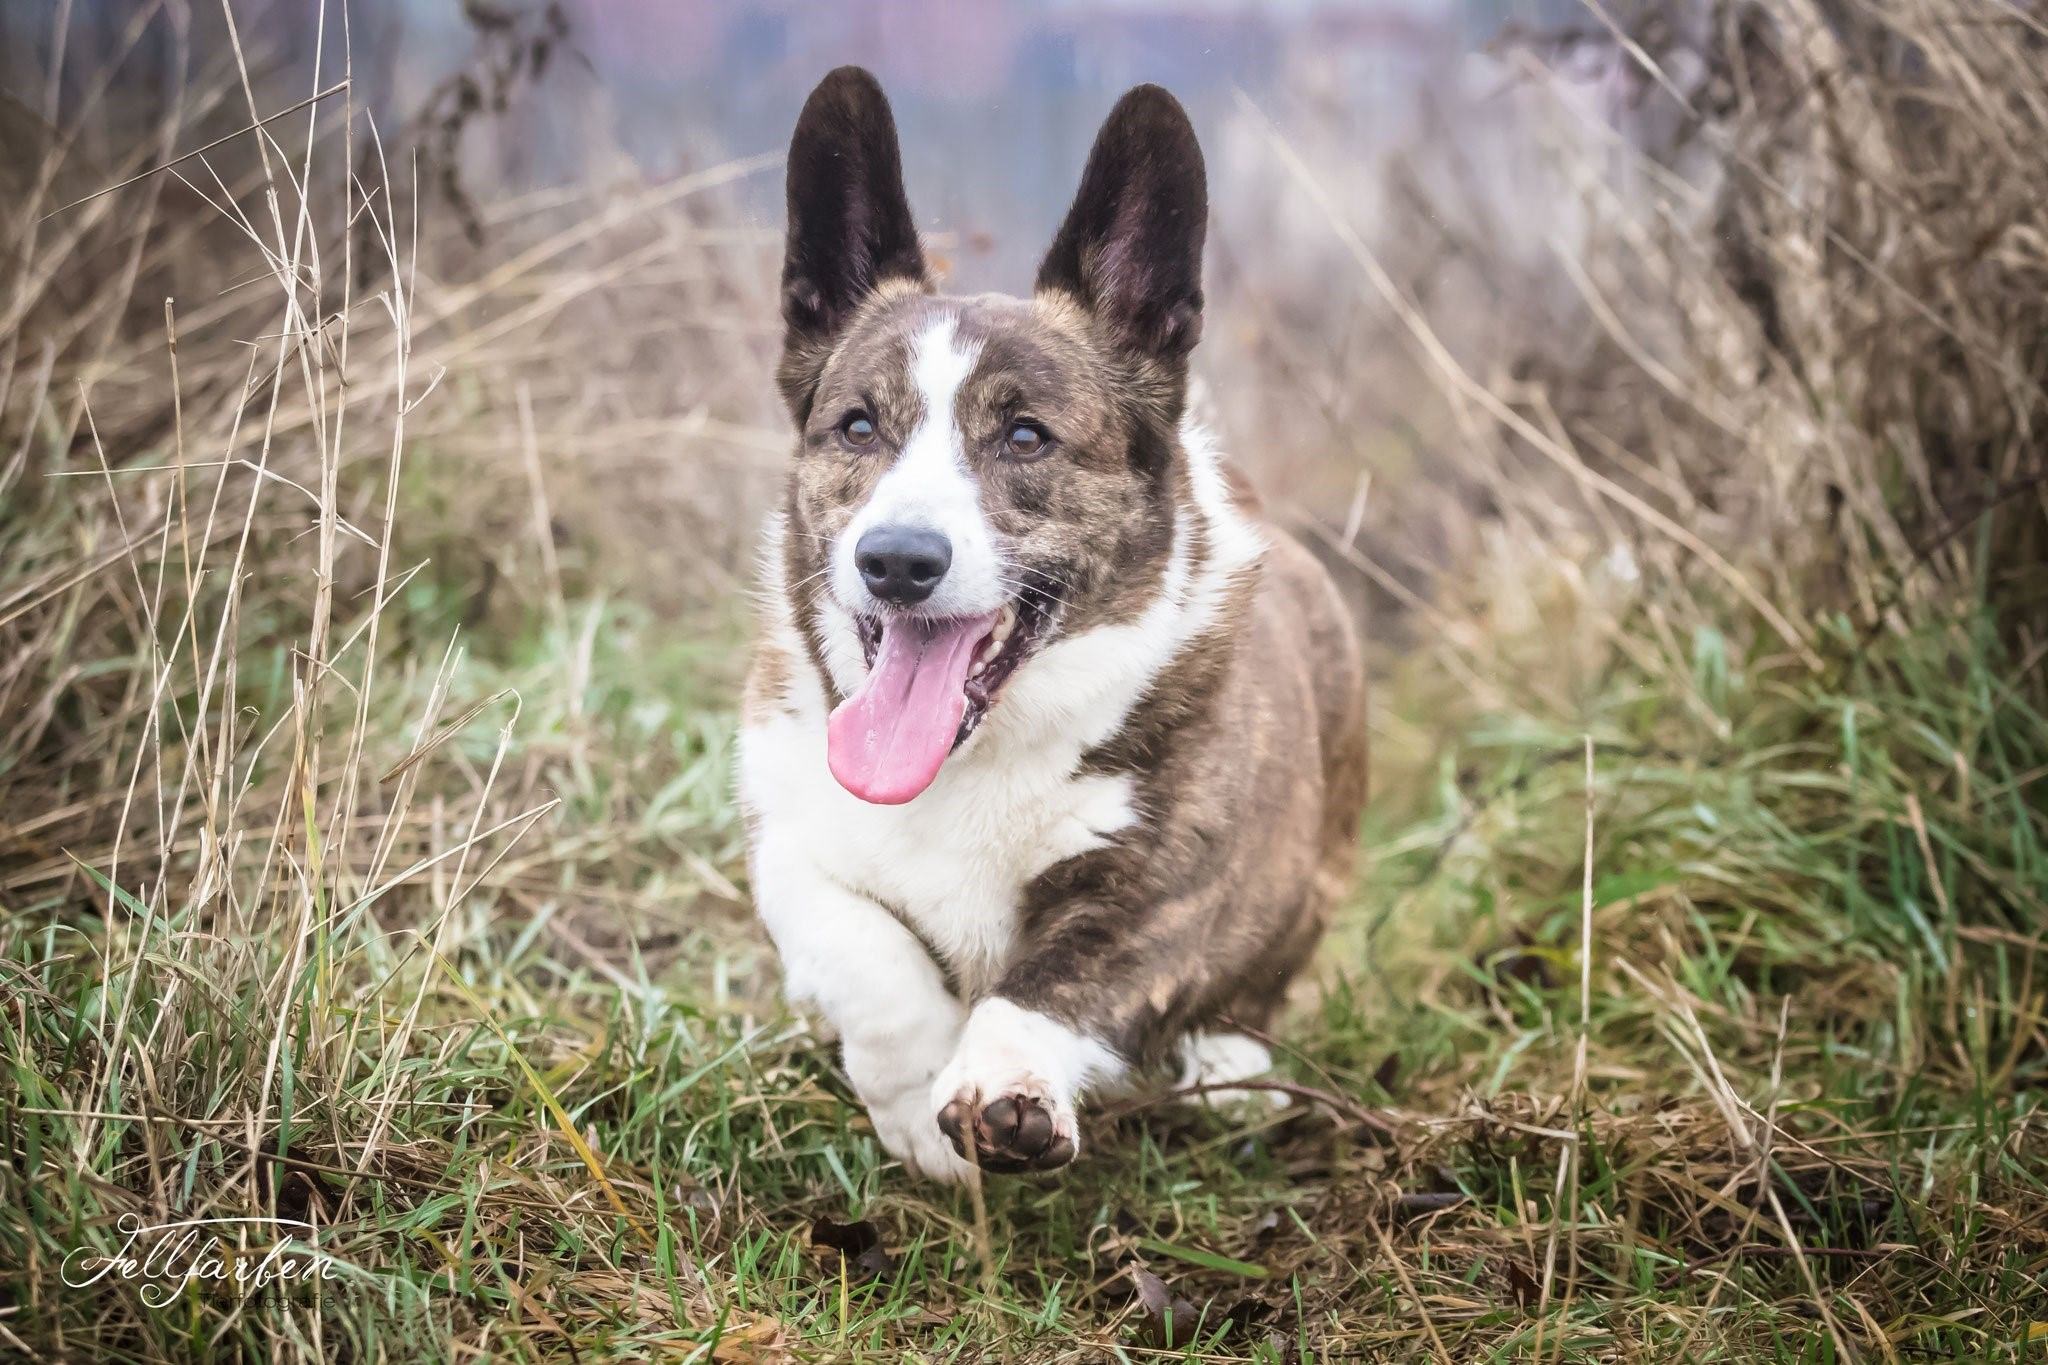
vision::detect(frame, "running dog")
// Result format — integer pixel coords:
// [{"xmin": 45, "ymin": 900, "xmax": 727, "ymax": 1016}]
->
[{"xmin": 738, "ymin": 68, "xmax": 1368, "ymax": 1179}]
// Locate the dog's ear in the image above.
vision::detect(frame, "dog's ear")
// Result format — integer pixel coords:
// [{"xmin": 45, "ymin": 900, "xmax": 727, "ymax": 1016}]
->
[
  {"xmin": 1036, "ymin": 85, "xmax": 1206, "ymax": 362},
  {"xmin": 779, "ymin": 67, "xmax": 927, "ymax": 412}
]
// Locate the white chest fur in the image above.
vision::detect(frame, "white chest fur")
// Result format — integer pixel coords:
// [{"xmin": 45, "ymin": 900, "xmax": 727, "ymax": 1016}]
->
[{"xmin": 738, "ymin": 700, "xmax": 1137, "ymax": 996}]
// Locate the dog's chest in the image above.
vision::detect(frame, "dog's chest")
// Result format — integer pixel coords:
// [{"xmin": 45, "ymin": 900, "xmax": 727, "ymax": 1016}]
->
[{"xmin": 743, "ymin": 711, "xmax": 1137, "ymax": 995}]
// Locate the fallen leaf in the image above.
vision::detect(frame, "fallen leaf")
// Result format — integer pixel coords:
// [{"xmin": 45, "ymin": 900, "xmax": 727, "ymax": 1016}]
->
[
  {"xmin": 809, "ymin": 1216, "xmax": 894, "ymax": 1281},
  {"xmin": 1128, "ymin": 1264, "xmax": 1201, "ymax": 1348},
  {"xmin": 1502, "ymin": 1257, "xmax": 1540, "ymax": 1310}
]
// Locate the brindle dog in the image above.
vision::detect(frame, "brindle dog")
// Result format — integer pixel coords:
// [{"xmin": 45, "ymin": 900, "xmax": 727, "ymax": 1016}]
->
[{"xmin": 738, "ymin": 67, "xmax": 1367, "ymax": 1179}]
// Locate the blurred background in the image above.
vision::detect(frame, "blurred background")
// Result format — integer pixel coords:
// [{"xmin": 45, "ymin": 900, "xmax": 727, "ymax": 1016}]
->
[
  {"xmin": 0, "ymin": 0, "xmax": 1653, "ymax": 610},
  {"xmin": 5, "ymin": 0, "xmax": 1588, "ymax": 264}
]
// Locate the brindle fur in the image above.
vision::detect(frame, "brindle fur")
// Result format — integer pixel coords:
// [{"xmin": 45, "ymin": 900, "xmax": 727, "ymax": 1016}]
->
[
  {"xmin": 1010, "ymin": 529, "xmax": 1368, "ymax": 1063},
  {"xmin": 746, "ymin": 68, "xmax": 1369, "ymax": 1166}
]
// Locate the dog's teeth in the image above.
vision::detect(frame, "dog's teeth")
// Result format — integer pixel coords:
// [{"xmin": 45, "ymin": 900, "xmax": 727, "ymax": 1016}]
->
[
  {"xmin": 977, "ymin": 638, "xmax": 1003, "ymax": 668},
  {"xmin": 992, "ymin": 605, "xmax": 1016, "ymax": 644}
]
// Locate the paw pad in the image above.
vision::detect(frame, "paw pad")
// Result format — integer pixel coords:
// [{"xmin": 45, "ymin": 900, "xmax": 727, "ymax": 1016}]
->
[{"xmin": 936, "ymin": 1090, "xmax": 1077, "ymax": 1173}]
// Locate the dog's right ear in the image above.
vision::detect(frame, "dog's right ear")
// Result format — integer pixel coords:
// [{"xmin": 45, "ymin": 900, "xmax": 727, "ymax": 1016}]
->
[
  {"xmin": 1035, "ymin": 85, "xmax": 1206, "ymax": 365},
  {"xmin": 778, "ymin": 67, "xmax": 928, "ymax": 419}
]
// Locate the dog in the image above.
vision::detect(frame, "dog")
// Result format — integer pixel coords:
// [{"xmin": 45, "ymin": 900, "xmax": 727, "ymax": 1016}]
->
[{"xmin": 738, "ymin": 67, "xmax": 1368, "ymax": 1180}]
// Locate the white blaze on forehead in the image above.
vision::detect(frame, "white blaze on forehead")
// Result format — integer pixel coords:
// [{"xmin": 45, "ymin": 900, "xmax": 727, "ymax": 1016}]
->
[
  {"xmin": 910, "ymin": 312, "xmax": 977, "ymax": 411},
  {"xmin": 831, "ymin": 315, "xmax": 1005, "ymax": 639}
]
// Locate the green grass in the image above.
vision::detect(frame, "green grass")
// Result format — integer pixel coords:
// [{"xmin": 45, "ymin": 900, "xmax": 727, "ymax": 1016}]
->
[{"xmin": 5, "ymin": 557, "xmax": 2045, "ymax": 1361}]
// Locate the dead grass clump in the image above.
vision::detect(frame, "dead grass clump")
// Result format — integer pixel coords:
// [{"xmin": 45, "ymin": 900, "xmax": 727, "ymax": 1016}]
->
[
  {"xmin": 1256, "ymin": 0, "xmax": 2048, "ymax": 986},
  {"xmin": 0, "ymin": 12, "xmax": 779, "ymax": 1356},
  {"xmin": 1232, "ymin": 2, "xmax": 2048, "ymax": 1351},
  {"xmin": 1551, "ymin": 0, "xmax": 2048, "ymax": 641}
]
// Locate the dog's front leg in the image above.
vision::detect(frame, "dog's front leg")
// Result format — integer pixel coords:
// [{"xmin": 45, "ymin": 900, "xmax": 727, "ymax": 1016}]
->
[
  {"xmin": 929, "ymin": 995, "xmax": 1125, "ymax": 1173},
  {"xmin": 929, "ymin": 905, "xmax": 1193, "ymax": 1174},
  {"xmin": 752, "ymin": 842, "xmax": 973, "ymax": 1181}
]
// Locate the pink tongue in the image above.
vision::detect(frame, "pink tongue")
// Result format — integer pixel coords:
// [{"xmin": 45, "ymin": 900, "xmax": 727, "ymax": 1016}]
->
[{"xmin": 828, "ymin": 613, "xmax": 997, "ymax": 805}]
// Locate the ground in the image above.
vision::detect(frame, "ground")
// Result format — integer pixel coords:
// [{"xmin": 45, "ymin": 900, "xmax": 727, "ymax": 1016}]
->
[{"xmin": 6, "ymin": 575, "xmax": 2044, "ymax": 1361}]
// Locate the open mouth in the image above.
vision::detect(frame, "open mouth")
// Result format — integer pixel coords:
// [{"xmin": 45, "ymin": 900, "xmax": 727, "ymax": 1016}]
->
[
  {"xmin": 826, "ymin": 590, "xmax": 1053, "ymax": 805},
  {"xmin": 857, "ymin": 596, "xmax": 1048, "ymax": 742}
]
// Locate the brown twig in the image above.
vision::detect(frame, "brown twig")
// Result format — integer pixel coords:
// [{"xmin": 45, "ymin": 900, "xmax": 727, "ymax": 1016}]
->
[{"xmin": 1108, "ymin": 1078, "xmax": 1401, "ymax": 1139}]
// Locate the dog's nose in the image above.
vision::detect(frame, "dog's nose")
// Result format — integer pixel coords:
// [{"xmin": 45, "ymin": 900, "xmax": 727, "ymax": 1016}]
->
[{"xmin": 855, "ymin": 526, "xmax": 951, "ymax": 606}]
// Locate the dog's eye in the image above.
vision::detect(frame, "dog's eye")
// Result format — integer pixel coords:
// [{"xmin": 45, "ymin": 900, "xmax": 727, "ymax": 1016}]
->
[
  {"xmin": 1003, "ymin": 421, "xmax": 1051, "ymax": 460},
  {"xmin": 838, "ymin": 411, "xmax": 879, "ymax": 450}
]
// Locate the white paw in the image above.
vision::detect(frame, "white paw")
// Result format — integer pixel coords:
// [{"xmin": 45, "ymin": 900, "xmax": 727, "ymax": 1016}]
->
[
  {"xmin": 863, "ymin": 1088, "xmax": 976, "ymax": 1183},
  {"xmin": 1176, "ymin": 1032, "xmax": 1283, "ymax": 1109},
  {"xmin": 841, "ymin": 1026, "xmax": 974, "ymax": 1182}
]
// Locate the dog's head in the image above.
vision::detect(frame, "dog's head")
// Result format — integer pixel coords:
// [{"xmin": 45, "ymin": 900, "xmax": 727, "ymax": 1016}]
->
[{"xmin": 774, "ymin": 67, "xmax": 1209, "ymax": 805}]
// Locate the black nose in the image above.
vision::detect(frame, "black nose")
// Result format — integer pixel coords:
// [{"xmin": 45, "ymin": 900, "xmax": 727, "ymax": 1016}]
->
[{"xmin": 855, "ymin": 526, "xmax": 952, "ymax": 606}]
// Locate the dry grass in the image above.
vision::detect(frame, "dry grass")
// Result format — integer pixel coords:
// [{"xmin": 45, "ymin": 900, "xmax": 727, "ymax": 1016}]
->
[{"xmin": 2, "ymin": 2, "xmax": 2045, "ymax": 1361}]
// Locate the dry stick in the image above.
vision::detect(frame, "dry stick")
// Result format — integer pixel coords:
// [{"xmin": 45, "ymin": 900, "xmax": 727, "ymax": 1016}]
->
[
  {"xmin": 37, "ymin": 82, "xmax": 350, "ymax": 222},
  {"xmin": 379, "ymin": 690, "xmax": 517, "ymax": 785},
  {"xmin": 245, "ymin": 343, "xmax": 326, "ymax": 1218},
  {"xmin": 963, "ymin": 1140, "xmax": 996, "ymax": 1298},
  {"xmin": 162, "ymin": 347, "xmax": 261, "ymax": 891},
  {"xmin": 1238, "ymin": 94, "xmax": 1824, "ymax": 674},
  {"xmin": 333, "ymin": 113, "xmax": 414, "ymax": 914},
  {"xmin": 1219, "ymin": 1013, "xmax": 1403, "ymax": 1128},
  {"xmin": 516, "ymin": 382, "xmax": 566, "ymax": 635},
  {"xmin": 1109, "ymin": 1078, "xmax": 1399, "ymax": 1140},
  {"xmin": 1534, "ymin": 737, "xmax": 1598, "ymax": 1361},
  {"xmin": 322, "ymin": 0, "xmax": 367, "ymax": 952},
  {"xmin": 163, "ymin": 300, "xmax": 222, "ymax": 855}
]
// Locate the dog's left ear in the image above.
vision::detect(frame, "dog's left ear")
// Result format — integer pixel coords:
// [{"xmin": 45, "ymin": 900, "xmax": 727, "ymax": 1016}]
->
[
  {"xmin": 1036, "ymin": 85, "xmax": 1206, "ymax": 362},
  {"xmin": 780, "ymin": 67, "xmax": 928, "ymax": 387}
]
